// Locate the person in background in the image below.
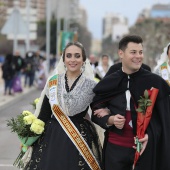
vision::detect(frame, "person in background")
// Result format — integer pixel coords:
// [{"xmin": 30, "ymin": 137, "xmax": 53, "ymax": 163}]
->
[
  {"xmin": 24, "ymin": 52, "xmax": 36, "ymax": 87},
  {"xmin": 37, "ymin": 57, "xmax": 47, "ymax": 90},
  {"xmin": 89, "ymin": 54, "xmax": 98, "ymax": 68},
  {"xmin": 12, "ymin": 51, "xmax": 25, "ymax": 92},
  {"xmin": 24, "ymin": 42, "xmax": 103, "ymax": 170},
  {"xmin": 1, "ymin": 54, "xmax": 15, "ymax": 95},
  {"xmin": 50, "ymin": 54, "xmax": 57, "ymax": 71},
  {"xmin": 13, "ymin": 51, "xmax": 25, "ymax": 76},
  {"xmin": 154, "ymin": 42, "xmax": 170, "ymax": 86},
  {"xmin": 33, "ymin": 51, "xmax": 42, "ymax": 85},
  {"xmin": 96, "ymin": 54, "xmax": 113, "ymax": 80},
  {"xmin": 89, "ymin": 54, "xmax": 99, "ymax": 77},
  {"xmin": 91, "ymin": 35, "xmax": 170, "ymax": 170}
]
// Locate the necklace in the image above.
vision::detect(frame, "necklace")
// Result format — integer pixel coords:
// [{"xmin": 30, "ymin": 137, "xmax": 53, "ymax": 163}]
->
[
  {"xmin": 65, "ymin": 73, "xmax": 82, "ymax": 92},
  {"xmin": 67, "ymin": 78, "xmax": 76, "ymax": 87}
]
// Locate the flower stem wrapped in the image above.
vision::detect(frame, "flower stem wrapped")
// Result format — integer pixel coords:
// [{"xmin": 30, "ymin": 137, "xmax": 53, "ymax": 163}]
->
[{"xmin": 133, "ymin": 88, "xmax": 159, "ymax": 169}]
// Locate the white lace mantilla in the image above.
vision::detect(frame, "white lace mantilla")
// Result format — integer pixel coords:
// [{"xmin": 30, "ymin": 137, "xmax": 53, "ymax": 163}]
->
[{"xmin": 55, "ymin": 74, "xmax": 96, "ymax": 116}]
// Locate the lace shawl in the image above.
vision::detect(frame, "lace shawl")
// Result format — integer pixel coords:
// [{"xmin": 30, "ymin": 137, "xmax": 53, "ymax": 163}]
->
[{"xmin": 46, "ymin": 73, "xmax": 96, "ymax": 116}]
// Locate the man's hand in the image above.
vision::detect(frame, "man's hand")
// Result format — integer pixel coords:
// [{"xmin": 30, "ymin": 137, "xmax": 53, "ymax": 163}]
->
[
  {"xmin": 107, "ymin": 114, "xmax": 125, "ymax": 129},
  {"xmin": 133, "ymin": 134, "xmax": 148, "ymax": 155}
]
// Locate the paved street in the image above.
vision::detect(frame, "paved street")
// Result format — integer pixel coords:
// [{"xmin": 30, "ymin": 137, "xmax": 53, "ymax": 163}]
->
[{"xmin": 0, "ymin": 89, "xmax": 41, "ymax": 170}]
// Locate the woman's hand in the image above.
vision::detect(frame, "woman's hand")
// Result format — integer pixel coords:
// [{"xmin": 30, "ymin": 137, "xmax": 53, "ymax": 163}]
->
[{"xmin": 94, "ymin": 108, "xmax": 110, "ymax": 118}]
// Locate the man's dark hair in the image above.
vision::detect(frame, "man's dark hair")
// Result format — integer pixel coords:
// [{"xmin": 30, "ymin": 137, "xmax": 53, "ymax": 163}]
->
[{"xmin": 119, "ymin": 35, "xmax": 143, "ymax": 51}]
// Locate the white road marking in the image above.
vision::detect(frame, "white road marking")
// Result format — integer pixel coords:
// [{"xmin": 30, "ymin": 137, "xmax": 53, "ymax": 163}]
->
[{"xmin": 0, "ymin": 164, "xmax": 13, "ymax": 167}]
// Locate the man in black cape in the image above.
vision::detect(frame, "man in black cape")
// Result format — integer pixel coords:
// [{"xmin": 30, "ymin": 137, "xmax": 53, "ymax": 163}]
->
[{"xmin": 91, "ymin": 35, "xmax": 170, "ymax": 170}]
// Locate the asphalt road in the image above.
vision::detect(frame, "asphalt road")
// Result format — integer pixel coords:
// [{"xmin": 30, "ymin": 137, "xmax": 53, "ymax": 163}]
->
[{"xmin": 0, "ymin": 89, "xmax": 41, "ymax": 170}]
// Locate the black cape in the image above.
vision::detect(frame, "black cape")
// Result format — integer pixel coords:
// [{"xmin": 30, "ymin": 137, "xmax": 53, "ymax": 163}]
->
[{"xmin": 91, "ymin": 68, "xmax": 170, "ymax": 170}]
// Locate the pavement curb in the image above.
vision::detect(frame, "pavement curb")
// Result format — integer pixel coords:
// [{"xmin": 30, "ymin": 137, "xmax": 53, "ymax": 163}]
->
[{"xmin": 0, "ymin": 87, "xmax": 36, "ymax": 109}]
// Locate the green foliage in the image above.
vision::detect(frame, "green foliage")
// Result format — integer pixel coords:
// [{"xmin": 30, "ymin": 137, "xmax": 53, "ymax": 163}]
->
[
  {"xmin": 136, "ymin": 90, "xmax": 152, "ymax": 114},
  {"xmin": 7, "ymin": 114, "xmax": 37, "ymax": 137}
]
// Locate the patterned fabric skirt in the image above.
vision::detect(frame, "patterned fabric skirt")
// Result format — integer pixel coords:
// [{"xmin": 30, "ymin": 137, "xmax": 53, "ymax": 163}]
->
[{"xmin": 24, "ymin": 113, "xmax": 102, "ymax": 170}]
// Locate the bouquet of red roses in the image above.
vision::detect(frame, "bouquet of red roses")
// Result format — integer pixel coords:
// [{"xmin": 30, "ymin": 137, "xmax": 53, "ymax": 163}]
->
[{"xmin": 133, "ymin": 88, "xmax": 159, "ymax": 169}]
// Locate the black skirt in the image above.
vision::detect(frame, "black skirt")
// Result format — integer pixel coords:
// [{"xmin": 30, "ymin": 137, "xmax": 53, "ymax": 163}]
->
[{"xmin": 25, "ymin": 112, "xmax": 102, "ymax": 170}]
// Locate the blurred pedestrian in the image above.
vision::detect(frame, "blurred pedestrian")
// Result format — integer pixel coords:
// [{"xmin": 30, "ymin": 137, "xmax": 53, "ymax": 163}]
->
[
  {"xmin": 34, "ymin": 50, "xmax": 43, "ymax": 72},
  {"xmin": 154, "ymin": 42, "xmax": 170, "ymax": 86},
  {"xmin": 96, "ymin": 54, "xmax": 113, "ymax": 80},
  {"xmin": 13, "ymin": 51, "xmax": 25, "ymax": 76},
  {"xmin": 91, "ymin": 35, "xmax": 170, "ymax": 170},
  {"xmin": 89, "ymin": 54, "xmax": 99, "ymax": 77},
  {"xmin": 50, "ymin": 54, "xmax": 57, "ymax": 71},
  {"xmin": 24, "ymin": 51, "xmax": 36, "ymax": 87},
  {"xmin": 12, "ymin": 51, "xmax": 25, "ymax": 92},
  {"xmin": 37, "ymin": 58, "xmax": 47, "ymax": 90},
  {"xmin": 34, "ymin": 50, "xmax": 44, "ymax": 86},
  {"xmin": 1, "ymin": 54, "xmax": 15, "ymax": 95}
]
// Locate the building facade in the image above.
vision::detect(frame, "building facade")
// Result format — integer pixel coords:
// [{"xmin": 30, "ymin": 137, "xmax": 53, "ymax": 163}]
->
[
  {"xmin": 0, "ymin": 0, "xmax": 46, "ymax": 23},
  {"xmin": 136, "ymin": 3, "xmax": 170, "ymax": 23},
  {"xmin": 151, "ymin": 3, "xmax": 170, "ymax": 18},
  {"xmin": 102, "ymin": 13, "xmax": 129, "ymax": 41}
]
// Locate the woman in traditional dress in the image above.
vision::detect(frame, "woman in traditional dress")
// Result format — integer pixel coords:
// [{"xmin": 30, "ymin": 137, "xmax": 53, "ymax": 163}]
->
[
  {"xmin": 95, "ymin": 54, "xmax": 113, "ymax": 80},
  {"xmin": 154, "ymin": 43, "xmax": 170, "ymax": 85},
  {"xmin": 24, "ymin": 42, "xmax": 103, "ymax": 170}
]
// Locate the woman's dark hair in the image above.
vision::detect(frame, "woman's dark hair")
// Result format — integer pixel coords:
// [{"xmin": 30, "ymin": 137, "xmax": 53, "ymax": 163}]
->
[
  {"xmin": 167, "ymin": 44, "xmax": 170, "ymax": 55},
  {"xmin": 62, "ymin": 41, "xmax": 87, "ymax": 62},
  {"xmin": 119, "ymin": 35, "xmax": 143, "ymax": 51},
  {"xmin": 102, "ymin": 54, "xmax": 109, "ymax": 59}
]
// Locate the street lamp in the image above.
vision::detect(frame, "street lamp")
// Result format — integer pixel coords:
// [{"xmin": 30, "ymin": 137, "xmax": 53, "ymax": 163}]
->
[
  {"xmin": 56, "ymin": 0, "xmax": 61, "ymax": 57},
  {"xmin": 26, "ymin": 0, "xmax": 30, "ymax": 52},
  {"xmin": 46, "ymin": 0, "xmax": 51, "ymax": 73}
]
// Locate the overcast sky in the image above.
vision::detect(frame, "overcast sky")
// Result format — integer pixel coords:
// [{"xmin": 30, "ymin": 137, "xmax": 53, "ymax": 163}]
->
[{"xmin": 80, "ymin": 0, "xmax": 170, "ymax": 39}]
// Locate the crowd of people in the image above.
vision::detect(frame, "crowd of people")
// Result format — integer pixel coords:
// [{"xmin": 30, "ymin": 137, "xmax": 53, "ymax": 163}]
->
[
  {"xmin": 1, "ymin": 50, "xmax": 56, "ymax": 96},
  {"xmin": 3, "ymin": 35, "xmax": 170, "ymax": 170}
]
